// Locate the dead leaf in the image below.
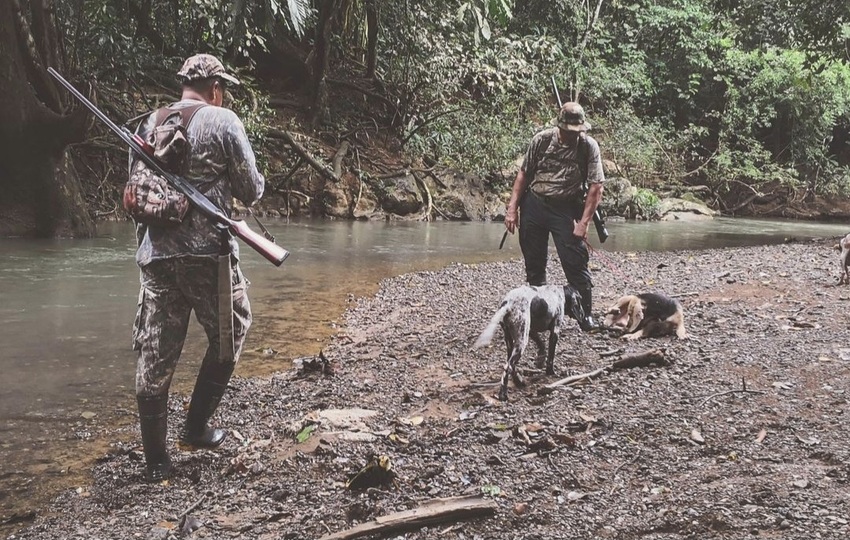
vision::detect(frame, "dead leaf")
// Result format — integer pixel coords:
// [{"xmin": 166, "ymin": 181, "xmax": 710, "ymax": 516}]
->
[{"xmin": 755, "ymin": 429, "xmax": 767, "ymax": 444}]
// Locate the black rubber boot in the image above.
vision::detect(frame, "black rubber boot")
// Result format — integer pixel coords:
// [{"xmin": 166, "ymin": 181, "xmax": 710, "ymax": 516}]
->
[
  {"xmin": 577, "ymin": 287, "xmax": 599, "ymax": 333},
  {"xmin": 180, "ymin": 361, "xmax": 235, "ymax": 449},
  {"xmin": 137, "ymin": 394, "xmax": 172, "ymax": 483}
]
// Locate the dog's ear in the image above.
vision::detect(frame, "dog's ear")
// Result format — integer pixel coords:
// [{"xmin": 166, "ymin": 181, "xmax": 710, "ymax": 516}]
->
[{"xmin": 562, "ymin": 286, "xmax": 585, "ymax": 322}]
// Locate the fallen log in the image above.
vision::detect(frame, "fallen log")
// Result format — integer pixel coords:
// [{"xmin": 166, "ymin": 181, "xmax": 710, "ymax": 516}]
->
[
  {"xmin": 318, "ymin": 495, "xmax": 497, "ymax": 540},
  {"xmin": 543, "ymin": 349, "xmax": 667, "ymax": 390},
  {"xmin": 267, "ymin": 128, "xmax": 337, "ymax": 182}
]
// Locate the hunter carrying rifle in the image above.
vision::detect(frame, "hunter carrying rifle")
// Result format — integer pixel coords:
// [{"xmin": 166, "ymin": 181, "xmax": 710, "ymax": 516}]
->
[
  {"xmin": 50, "ymin": 54, "xmax": 286, "ymax": 483},
  {"xmin": 503, "ymin": 88, "xmax": 606, "ymax": 333}
]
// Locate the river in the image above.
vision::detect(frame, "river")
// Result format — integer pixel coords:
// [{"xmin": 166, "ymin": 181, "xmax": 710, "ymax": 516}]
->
[{"xmin": 0, "ymin": 217, "xmax": 848, "ymax": 529}]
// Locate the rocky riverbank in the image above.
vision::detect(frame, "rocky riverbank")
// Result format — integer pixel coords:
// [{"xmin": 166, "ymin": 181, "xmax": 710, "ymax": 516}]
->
[{"xmin": 7, "ymin": 238, "xmax": 850, "ymax": 540}]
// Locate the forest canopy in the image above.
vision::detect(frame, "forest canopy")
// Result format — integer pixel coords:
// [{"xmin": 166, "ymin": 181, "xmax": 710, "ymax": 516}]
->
[{"xmin": 3, "ymin": 0, "xmax": 850, "ymax": 233}]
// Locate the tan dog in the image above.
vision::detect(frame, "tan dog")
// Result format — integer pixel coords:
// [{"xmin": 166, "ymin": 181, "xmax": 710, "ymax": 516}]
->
[
  {"xmin": 838, "ymin": 233, "xmax": 850, "ymax": 285},
  {"xmin": 603, "ymin": 293, "xmax": 686, "ymax": 340}
]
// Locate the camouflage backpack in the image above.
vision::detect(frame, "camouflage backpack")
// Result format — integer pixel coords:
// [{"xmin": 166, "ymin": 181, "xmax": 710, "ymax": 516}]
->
[{"xmin": 123, "ymin": 104, "xmax": 206, "ymax": 227}]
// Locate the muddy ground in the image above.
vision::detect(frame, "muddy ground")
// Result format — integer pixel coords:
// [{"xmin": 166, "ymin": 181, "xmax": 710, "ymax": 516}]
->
[{"xmin": 6, "ymin": 238, "xmax": 850, "ymax": 540}]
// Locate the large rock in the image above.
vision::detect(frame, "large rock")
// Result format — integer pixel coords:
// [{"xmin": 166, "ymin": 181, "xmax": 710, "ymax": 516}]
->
[
  {"xmin": 431, "ymin": 169, "xmax": 505, "ymax": 221},
  {"xmin": 379, "ymin": 175, "xmax": 423, "ymax": 216},
  {"xmin": 602, "ymin": 177, "xmax": 638, "ymax": 216},
  {"xmin": 323, "ymin": 180, "xmax": 351, "ymax": 218},
  {"xmin": 656, "ymin": 197, "xmax": 717, "ymax": 219}
]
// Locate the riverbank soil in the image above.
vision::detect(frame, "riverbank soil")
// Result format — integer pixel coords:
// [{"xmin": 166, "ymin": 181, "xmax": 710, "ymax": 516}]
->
[{"xmin": 7, "ymin": 239, "xmax": 850, "ymax": 540}]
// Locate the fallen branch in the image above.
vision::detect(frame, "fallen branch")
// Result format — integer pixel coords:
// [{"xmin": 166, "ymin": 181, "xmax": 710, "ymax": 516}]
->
[
  {"xmin": 413, "ymin": 172, "xmax": 433, "ymax": 221},
  {"xmin": 611, "ymin": 349, "xmax": 668, "ymax": 370},
  {"xmin": 332, "ymin": 141, "xmax": 350, "ymax": 180},
  {"xmin": 318, "ymin": 495, "xmax": 497, "ymax": 540},
  {"xmin": 268, "ymin": 156, "xmax": 306, "ymax": 185},
  {"xmin": 544, "ymin": 366, "xmax": 608, "ymax": 389},
  {"xmin": 544, "ymin": 349, "xmax": 668, "ymax": 390},
  {"xmin": 177, "ymin": 495, "xmax": 206, "ymax": 520},
  {"xmin": 267, "ymin": 128, "xmax": 337, "ymax": 182}
]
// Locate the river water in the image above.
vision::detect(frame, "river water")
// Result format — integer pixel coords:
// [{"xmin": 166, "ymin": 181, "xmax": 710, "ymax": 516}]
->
[{"xmin": 0, "ymin": 217, "xmax": 848, "ymax": 527}]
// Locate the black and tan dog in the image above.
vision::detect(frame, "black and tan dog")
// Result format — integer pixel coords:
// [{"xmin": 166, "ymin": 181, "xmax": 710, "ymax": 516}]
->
[
  {"xmin": 473, "ymin": 284, "xmax": 585, "ymax": 401},
  {"xmin": 603, "ymin": 293, "xmax": 687, "ymax": 340}
]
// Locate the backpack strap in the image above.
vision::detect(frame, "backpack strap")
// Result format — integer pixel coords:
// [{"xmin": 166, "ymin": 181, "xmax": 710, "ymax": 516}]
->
[
  {"xmin": 577, "ymin": 133, "xmax": 590, "ymax": 191},
  {"xmin": 153, "ymin": 102, "xmax": 208, "ymax": 129}
]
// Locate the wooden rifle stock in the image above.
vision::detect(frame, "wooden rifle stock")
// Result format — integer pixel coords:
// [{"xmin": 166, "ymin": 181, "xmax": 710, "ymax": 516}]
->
[
  {"xmin": 47, "ymin": 67, "xmax": 289, "ymax": 266},
  {"xmin": 228, "ymin": 219, "xmax": 289, "ymax": 266}
]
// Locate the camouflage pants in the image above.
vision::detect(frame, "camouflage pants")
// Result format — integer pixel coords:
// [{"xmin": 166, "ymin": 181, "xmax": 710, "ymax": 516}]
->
[{"xmin": 133, "ymin": 256, "xmax": 252, "ymax": 396}]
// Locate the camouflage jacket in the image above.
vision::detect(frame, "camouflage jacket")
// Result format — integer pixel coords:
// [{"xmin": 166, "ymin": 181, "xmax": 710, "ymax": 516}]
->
[
  {"xmin": 130, "ymin": 99, "xmax": 264, "ymax": 267},
  {"xmin": 521, "ymin": 127, "xmax": 605, "ymax": 202}
]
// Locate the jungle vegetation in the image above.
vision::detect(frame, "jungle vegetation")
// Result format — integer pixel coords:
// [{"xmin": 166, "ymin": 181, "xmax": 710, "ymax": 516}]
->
[{"xmin": 1, "ymin": 0, "xmax": 849, "ymax": 235}]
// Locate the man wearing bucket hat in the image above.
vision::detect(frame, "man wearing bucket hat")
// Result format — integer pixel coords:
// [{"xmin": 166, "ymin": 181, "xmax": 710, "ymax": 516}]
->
[
  {"xmin": 504, "ymin": 101, "xmax": 605, "ymax": 332},
  {"xmin": 131, "ymin": 53, "xmax": 265, "ymax": 482}
]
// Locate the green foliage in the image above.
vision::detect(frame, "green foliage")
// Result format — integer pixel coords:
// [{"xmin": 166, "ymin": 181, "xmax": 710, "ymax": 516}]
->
[
  {"xmin": 632, "ymin": 188, "xmax": 661, "ymax": 218},
  {"xmin": 295, "ymin": 424, "xmax": 316, "ymax": 443},
  {"xmin": 51, "ymin": 0, "xmax": 850, "ymax": 209}
]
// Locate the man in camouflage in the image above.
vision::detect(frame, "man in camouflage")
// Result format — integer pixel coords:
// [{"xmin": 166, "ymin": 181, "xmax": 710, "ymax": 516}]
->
[
  {"xmin": 131, "ymin": 54, "xmax": 265, "ymax": 482},
  {"xmin": 504, "ymin": 102, "xmax": 605, "ymax": 331}
]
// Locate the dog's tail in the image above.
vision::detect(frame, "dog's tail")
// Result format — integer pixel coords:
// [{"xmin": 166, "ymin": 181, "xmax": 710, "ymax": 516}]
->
[{"xmin": 473, "ymin": 302, "xmax": 509, "ymax": 349}]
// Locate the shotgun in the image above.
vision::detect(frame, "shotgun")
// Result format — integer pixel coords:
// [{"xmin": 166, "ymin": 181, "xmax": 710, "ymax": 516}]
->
[
  {"xmin": 48, "ymin": 67, "xmax": 290, "ymax": 266},
  {"xmin": 551, "ymin": 76, "xmax": 609, "ymax": 243}
]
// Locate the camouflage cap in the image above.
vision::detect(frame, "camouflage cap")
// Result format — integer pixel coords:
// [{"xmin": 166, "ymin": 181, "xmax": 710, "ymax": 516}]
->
[
  {"xmin": 557, "ymin": 102, "xmax": 591, "ymax": 132},
  {"xmin": 177, "ymin": 54, "xmax": 241, "ymax": 86}
]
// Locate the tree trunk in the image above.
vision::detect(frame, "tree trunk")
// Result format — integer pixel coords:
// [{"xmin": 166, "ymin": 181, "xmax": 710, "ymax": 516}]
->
[
  {"xmin": 0, "ymin": 0, "xmax": 93, "ymax": 237},
  {"xmin": 310, "ymin": 0, "xmax": 342, "ymax": 128},
  {"xmin": 365, "ymin": 0, "xmax": 379, "ymax": 79}
]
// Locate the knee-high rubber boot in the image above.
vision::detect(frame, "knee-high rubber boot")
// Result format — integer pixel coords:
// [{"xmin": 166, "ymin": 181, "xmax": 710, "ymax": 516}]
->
[
  {"xmin": 137, "ymin": 395, "xmax": 172, "ymax": 483},
  {"xmin": 180, "ymin": 361, "xmax": 235, "ymax": 449},
  {"xmin": 577, "ymin": 287, "xmax": 598, "ymax": 332}
]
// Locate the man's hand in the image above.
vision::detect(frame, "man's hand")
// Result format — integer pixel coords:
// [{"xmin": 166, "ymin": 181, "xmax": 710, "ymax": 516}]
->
[
  {"xmin": 573, "ymin": 219, "xmax": 589, "ymax": 240},
  {"xmin": 505, "ymin": 207, "xmax": 519, "ymax": 234}
]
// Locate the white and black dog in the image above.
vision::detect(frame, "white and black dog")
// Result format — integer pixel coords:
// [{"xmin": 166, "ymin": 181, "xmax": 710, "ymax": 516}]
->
[
  {"xmin": 473, "ymin": 285, "xmax": 585, "ymax": 401},
  {"xmin": 602, "ymin": 292, "xmax": 687, "ymax": 340},
  {"xmin": 838, "ymin": 233, "xmax": 850, "ymax": 285}
]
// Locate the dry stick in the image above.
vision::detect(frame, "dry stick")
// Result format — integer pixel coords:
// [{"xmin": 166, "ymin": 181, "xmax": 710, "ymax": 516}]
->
[
  {"xmin": 267, "ymin": 128, "xmax": 337, "ymax": 182},
  {"xmin": 267, "ymin": 156, "xmax": 306, "ymax": 184},
  {"xmin": 545, "ymin": 366, "xmax": 609, "ymax": 389},
  {"xmin": 177, "ymin": 495, "xmax": 206, "ymax": 520},
  {"xmin": 318, "ymin": 495, "xmax": 497, "ymax": 540},
  {"xmin": 544, "ymin": 349, "xmax": 667, "ymax": 389}
]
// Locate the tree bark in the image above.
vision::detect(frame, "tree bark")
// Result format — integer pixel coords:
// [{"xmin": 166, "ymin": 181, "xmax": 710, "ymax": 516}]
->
[
  {"xmin": 365, "ymin": 0, "xmax": 379, "ymax": 79},
  {"xmin": 310, "ymin": 0, "xmax": 342, "ymax": 127},
  {"xmin": 0, "ymin": 0, "xmax": 93, "ymax": 237}
]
